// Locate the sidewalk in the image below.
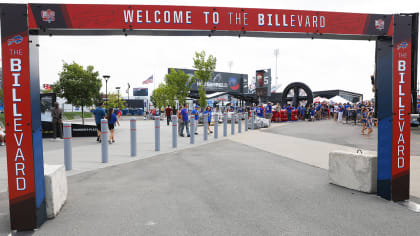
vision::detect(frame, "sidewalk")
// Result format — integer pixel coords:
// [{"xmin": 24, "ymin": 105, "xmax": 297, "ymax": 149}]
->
[
  {"xmin": 0, "ymin": 116, "xmax": 248, "ymax": 192},
  {"xmin": 229, "ymin": 121, "xmax": 420, "ymax": 199}
]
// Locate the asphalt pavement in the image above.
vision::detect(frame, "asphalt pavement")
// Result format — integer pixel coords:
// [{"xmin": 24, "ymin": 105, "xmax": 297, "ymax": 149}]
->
[{"xmin": 1, "ymin": 140, "xmax": 418, "ymax": 235}]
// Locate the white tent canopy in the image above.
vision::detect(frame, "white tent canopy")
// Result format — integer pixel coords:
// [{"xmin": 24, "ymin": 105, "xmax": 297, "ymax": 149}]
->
[
  {"xmin": 314, "ymin": 96, "xmax": 329, "ymax": 103},
  {"xmin": 329, "ymin": 95, "xmax": 352, "ymax": 104}
]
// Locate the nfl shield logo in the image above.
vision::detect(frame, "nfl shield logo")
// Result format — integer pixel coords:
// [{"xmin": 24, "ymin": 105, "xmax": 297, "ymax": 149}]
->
[
  {"xmin": 41, "ymin": 9, "xmax": 55, "ymax": 23},
  {"xmin": 375, "ymin": 19, "xmax": 384, "ymax": 30}
]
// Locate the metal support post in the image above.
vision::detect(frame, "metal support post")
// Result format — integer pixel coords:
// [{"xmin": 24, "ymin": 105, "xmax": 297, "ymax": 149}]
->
[
  {"xmin": 244, "ymin": 113, "xmax": 248, "ymax": 131},
  {"xmin": 101, "ymin": 119, "xmax": 108, "ymax": 163},
  {"xmin": 223, "ymin": 113, "xmax": 228, "ymax": 137},
  {"xmin": 231, "ymin": 113, "xmax": 235, "ymax": 135},
  {"xmin": 154, "ymin": 116, "xmax": 160, "ymax": 151},
  {"xmin": 63, "ymin": 123, "xmax": 72, "ymax": 170},
  {"xmin": 130, "ymin": 118, "xmax": 136, "ymax": 157},
  {"xmin": 204, "ymin": 113, "xmax": 208, "ymax": 141},
  {"xmin": 238, "ymin": 113, "xmax": 242, "ymax": 133},
  {"xmin": 214, "ymin": 113, "xmax": 219, "ymax": 139},
  {"xmin": 172, "ymin": 115, "xmax": 177, "ymax": 148},
  {"xmin": 190, "ymin": 115, "xmax": 195, "ymax": 144},
  {"xmin": 251, "ymin": 110, "xmax": 255, "ymax": 130}
]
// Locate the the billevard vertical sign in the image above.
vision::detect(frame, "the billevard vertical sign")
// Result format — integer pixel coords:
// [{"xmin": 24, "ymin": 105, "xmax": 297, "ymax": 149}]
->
[
  {"xmin": 1, "ymin": 4, "xmax": 45, "ymax": 230},
  {"xmin": 391, "ymin": 15, "xmax": 412, "ymax": 201}
]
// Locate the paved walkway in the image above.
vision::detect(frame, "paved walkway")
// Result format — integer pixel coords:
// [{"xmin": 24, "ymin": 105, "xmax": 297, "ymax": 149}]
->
[
  {"xmin": 1, "ymin": 140, "xmax": 420, "ymax": 235},
  {"xmin": 0, "ymin": 117, "xmax": 419, "ymax": 235},
  {"xmin": 0, "ymin": 117, "xmax": 247, "ymax": 192},
  {"xmin": 230, "ymin": 120, "xmax": 420, "ymax": 198}
]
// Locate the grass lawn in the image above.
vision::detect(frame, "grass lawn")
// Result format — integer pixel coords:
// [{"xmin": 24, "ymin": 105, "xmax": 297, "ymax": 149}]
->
[{"xmin": 63, "ymin": 111, "xmax": 93, "ymax": 120}]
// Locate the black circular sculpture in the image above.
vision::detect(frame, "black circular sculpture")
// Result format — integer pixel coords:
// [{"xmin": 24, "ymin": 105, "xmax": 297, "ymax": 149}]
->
[{"xmin": 281, "ymin": 82, "xmax": 313, "ymax": 107}]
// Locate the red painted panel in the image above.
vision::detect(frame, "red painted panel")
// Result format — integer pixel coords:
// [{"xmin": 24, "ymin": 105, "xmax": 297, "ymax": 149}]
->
[
  {"xmin": 1, "ymin": 31, "xmax": 36, "ymax": 205},
  {"xmin": 392, "ymin": 39, "xmax": 411, "ymax": 179},
  {"xmin": 27, "ymin": 4, "xmax": 391, "ymax": 37}
]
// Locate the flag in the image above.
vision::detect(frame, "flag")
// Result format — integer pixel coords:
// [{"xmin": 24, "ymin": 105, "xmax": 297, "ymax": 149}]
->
[{"xmin": 142, "ymin": 75, "xmax": 153, "ymax": 84}]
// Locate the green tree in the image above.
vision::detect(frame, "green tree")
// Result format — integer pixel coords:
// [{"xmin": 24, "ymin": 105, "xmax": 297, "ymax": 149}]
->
[
  {"xmin": 193, "ymin": 51, "xmax": 216, "ymax": 108},
  {"xmin": 53, "ymin": 62, "xmax": 102, "ymax": 124},
  {"xmin": 165, "ymin": 68, "xmax": 194, "ymax": 106},
  {"xmin": 151, "ymin": 84, "xmax": 168, "ymax": 110},
  {"xmin": 107, "ymin": 92, "xmax": 126, "ymax": 109}
]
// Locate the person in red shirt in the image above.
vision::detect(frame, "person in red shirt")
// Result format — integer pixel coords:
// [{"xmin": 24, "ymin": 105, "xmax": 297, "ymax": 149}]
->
[{"xmin": 165, "ymin": 105, "xmax": 173, "ymax": 126}]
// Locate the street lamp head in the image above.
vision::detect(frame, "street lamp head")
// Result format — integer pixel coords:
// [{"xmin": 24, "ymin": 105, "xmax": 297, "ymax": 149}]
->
[{"xmin": 103, "ymin": 75, "xmax": 110, "ymax": 81}]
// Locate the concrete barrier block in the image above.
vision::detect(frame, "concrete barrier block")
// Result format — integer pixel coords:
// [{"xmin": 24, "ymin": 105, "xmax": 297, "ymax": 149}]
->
[
  {"xmin": 329, "ymin": 151, "xmax": 377, "ymax": 193},
  {"xmin": 44, "ymin": 164, "xmax": 68, "ymax": 218}
]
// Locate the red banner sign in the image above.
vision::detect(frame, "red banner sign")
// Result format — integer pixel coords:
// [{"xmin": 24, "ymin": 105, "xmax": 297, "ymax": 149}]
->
[
  {"xmin": 392, "ymin": 40, "xmax": 411, "ymax": 183},
  {"xmin": 1, "ymin": 31, "xmax": 36, "ymax": 209},
  {"xmin": 28, "ymin": 4, "xmax": 393, "ymax": 37}
]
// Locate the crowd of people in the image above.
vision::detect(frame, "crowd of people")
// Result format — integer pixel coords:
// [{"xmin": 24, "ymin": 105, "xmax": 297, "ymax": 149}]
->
[
  {"xmin": 163, "ymin": 104, "xmax": 214, "ymax": 138},
  {"xmin": 263, "ymin": 101, "xmax": 376, "ymax": 136},
  {"xmin": 163, "ymin": 100, "xmax": 375, "ymax": 137},
  {"xmin": 0, "ymin": 99, "xmax": 377, "ymax": 147}
]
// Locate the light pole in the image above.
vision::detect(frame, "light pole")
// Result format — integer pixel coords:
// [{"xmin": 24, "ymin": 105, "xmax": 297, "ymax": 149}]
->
[
  {"xmin": 126, "ymin": 83, "xmax": 131, "ymax": 108},
  {"xmin": 228, "ymin": 60, "xmax": 233, "ymax": 72},
  {"xmin": 115, "ymin": 86, "xmax": 121, "ymax": 106},
  {"xmin": 274, "ymin": 49, "xmax": 279, "ymax": 87},
  {"xmin": 103, "ymin": 75, "xmax": 110, "ymax": 108}
]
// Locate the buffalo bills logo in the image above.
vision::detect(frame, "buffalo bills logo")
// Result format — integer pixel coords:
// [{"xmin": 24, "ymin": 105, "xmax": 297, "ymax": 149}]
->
[
  {"xmin": 229, "ymin": 77, "xmax": 239, "ymax": 91},
  {"xmin": 8, "ymin": 35, "xmax": 23, "ymax": 46},
  {"xmin": 41, "ymin": 9, "xmax": 55, "ymax": 23},
  {"xmin": 397, "ymin": 41, "xmax": 408, "ymax": 50},
  {"xmin": 375, "ymin": 19, "xmax": 384, "ymax": 30}
]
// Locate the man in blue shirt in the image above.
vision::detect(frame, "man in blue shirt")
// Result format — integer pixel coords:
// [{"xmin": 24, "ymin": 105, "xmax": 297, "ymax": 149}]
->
[
  {"xmin": 191, "ymin": 105, "xmax": 200, "ymax": 135},
  {"xmin": 93, "ymin": 102, "xmax": 106, "ymax": 142},
  {"xmin": 301, "ymin": 106, "xmax": 306, "ymax": 120},
  {"xmin": 315, "ymin": 103, "xmax": 322, "ymax": 120},
  {"xmin": 180, "ymin": 103, "xmax": 190, "ymax": 137},
  {"xmin": 265, "ymin": 102, "xmax": 273, "ymax": 121},
  {"xmin": 256, "ymin": 104, "xmax": 264, "ymax": 118},
  {"xmin": 286, "ymin": 104, "xmax": 293, "ymax": 121}
]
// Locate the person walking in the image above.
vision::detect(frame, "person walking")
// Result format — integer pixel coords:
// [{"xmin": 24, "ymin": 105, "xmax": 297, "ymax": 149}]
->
[
  {"xmin": 366, "ymin": 109, "xmax": 374, "ymax": 137},
  {"xmin": 177, "ymin": 105, "xmax": 183, "ymax": 136},
  {"xmin": 361, "ymin": 106, "xmax": 368, "ymax": 135},
  {"xmin": 203, "ymin": 106, "xmax": 213, "ymax": 134},
  {"xmin": 334, "ymin": 104, "xmax": 338, "ymax": 121},
  {"xmin": 51, "ymin": 102, "xmax": 63, "ymax": 139},
  {"xmin": 180, "ymin": 103, "xmax": 190, "ymax": 137},
  {"xmin": 265, "ymin": 102, "xmax": 273, "ymax": 121},
  {"xmin": 337, "ymin": 103, "xmax": 344, "ymax": 123},
  {"xmin": 310, "ymin": 107, "xmax": 315, "ymax": 121},
  {"xmin": 93, "ymin": 102, "xmax": 106, "ymax": 143},
  {"xmin": 165, "ymin": 105, "xmax": 173, "ymax": 126},
  {"xmin": 286, "ymin": 104, "xmax": 292, "ymax": 121},
  {"xmin": 106, "ymin": 108, "xmax": 120, "ymax": 144},
  {"xmin": 191, "ymin": 105, "xmax": 200, "ymax": 135}
]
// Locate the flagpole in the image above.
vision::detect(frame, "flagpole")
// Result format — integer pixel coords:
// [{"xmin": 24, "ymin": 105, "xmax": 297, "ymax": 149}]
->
[{"xmin": 153, "ymin": 73, "xmax": 156, "ymax": 91}]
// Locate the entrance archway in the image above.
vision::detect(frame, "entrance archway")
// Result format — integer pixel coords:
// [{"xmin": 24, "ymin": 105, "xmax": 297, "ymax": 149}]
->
[{"xmin": 0, "ymin": 4, "xmax": 417, "ymax": 230}]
